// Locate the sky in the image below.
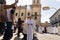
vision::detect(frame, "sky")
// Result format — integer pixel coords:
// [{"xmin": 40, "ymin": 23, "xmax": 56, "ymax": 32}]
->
[{"xmin": 6, "ymin": 0, "xmax": 60, "ymax": 23}]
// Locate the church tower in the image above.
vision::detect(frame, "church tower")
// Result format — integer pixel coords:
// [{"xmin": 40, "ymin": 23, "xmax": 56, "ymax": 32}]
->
[
  {"xmin": 32, "ymin": 0, "xmax": 40, "ymax": 5},
  {"xmin": 15, "ymin": 0, "xmax": 41, "ymax": 25},
  {"xmin": 31, "ymin": 0, "xmax": 41, "ymax": 25}
]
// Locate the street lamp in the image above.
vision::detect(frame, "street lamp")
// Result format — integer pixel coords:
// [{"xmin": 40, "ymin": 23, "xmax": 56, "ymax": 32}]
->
[
  {"xmin": 42, "ymin": 6, "xmax": 57, "ymax": 10},
  {"xmin": 42, "ymin": 6, "xmax": 50, "ymax": 10}
]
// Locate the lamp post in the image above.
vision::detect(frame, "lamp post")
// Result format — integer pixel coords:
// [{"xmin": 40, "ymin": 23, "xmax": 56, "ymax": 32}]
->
[{"xmin": 42, "ymin": 6, "xmax": 57, "ymax": 10}]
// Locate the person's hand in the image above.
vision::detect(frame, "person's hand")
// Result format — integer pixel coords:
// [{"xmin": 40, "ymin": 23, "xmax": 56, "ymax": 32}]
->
[{"xmin": 15, "ymin": 0, "xmax": 18, "ymax": 3}]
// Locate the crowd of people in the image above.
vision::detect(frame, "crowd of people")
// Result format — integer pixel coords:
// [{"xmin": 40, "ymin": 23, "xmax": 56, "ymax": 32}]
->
[
  {"xmin": 37, "ymin": 25, "xmax": 59, "ymax": 34},
  {"xmin": 0, "ymin": 0, "xmax": 60, "ymax": 40},
  {"xmin": 0, "ymin": 0, "xmax": 37, "ymax": 40}
]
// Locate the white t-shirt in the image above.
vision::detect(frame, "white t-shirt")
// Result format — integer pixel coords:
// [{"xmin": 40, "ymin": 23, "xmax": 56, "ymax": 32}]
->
[{"xmin": 7, "ymin": 8, "xmax": 12, "ymax": 22}]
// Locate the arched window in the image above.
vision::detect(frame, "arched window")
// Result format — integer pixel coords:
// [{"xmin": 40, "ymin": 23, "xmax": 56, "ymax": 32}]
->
[
  {"xmin": 35, "ymin": 16, "xmax": 37, "ymax": 20},
  {"xmin": 33, "ymin": 0, "xmax": 35, "ymax": 3},
  {"xmin": 21, "ymin": 12, "xmax": 24, "ymax": 16},
  {"xmin": 37, "ymin": 0, "xmax": 39, "ymax": 3},
  {"xmin": 16, "ymin": 13, "xmax": 17, "ymax": 16},
  {"xmin": 35, "ymin": 12, "xmax": 37, "ymax": 15},
  {"xmin": 28, "ymin": 12, "xmax": 30, "ymax": 16}
]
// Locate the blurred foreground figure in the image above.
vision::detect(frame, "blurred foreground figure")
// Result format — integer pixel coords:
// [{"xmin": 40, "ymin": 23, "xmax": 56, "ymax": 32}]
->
[
  {"xmin": 0, "ymin": 0, "xmax": 6, "ymax": 36},
  {"xmin": 0, "ymin": 0, "xmax": 18, "ymax": 40},
  {"xmin": 3, "ymin": 7, "xmax": 16, "ymax": 40},
  {"xmin": 25, "ymin": 16, "xmax": 36, "ymax": 40}
]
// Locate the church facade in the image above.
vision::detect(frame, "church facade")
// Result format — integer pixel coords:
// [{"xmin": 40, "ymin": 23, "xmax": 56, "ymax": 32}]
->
[{"xmin": 15, "ymin": 0, "xmax": 41, "ymax": 24}]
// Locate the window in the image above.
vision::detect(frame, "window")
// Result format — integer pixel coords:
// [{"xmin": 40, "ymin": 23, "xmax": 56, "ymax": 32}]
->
[
  {"xmin": 37, "ymin": 0, "xmax": 39, "ymax": 3},
  {"xmin": 28, "ymin": 12, "xmax": 30, "ymax": 16},
  {"xmin": 33, "ymin": 0, "xmax": 35, "ymax": 3},
  {"xmin": 21, "ymin": 12, "xmax": 24, "ymax": 16},
  {"xmin": 35, "ymin": 17, "xmax": 37, "ymax": 19},
  {"xmin": 35, "ymin": 12, "xmax": 37, "ymax": 15},
  {"xmin": 16, "ymin": 13, "xmax": 17, "ymax": 16}
]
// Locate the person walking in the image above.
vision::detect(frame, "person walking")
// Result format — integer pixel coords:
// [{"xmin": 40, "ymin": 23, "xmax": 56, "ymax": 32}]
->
[
  {"xmin": 3, "ymin": 7, "xmax": 16, "ymax": 40},
  {"xmin": 0, "ymin": 0, "xmax": 7, "ymax": 36},
  {"xmin": 25, "ymin": 16, "xmax": 36, "ymax": 40},
  {"xmin": 0, "ymin": 0, "xmax": 18, "ymax": 37},
  {"xmin": 23, "ymin": 18, "xmax": 28, "ymax": 40},
  {"xmin": 17, "ymin": 18, "xmax": 23, "ymax": 37},
  {"xmin": 2, "ymin": 0, "xmax": 18, "ymax": 40}
]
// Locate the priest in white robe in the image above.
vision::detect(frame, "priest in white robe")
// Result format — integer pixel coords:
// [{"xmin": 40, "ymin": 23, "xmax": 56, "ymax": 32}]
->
[{"xmin": 25, "ymin": 16, "xmax": 36, "ymax": 40}]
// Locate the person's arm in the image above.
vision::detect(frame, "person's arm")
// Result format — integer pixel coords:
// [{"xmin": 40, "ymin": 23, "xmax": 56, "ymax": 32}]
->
[
  {"xmin": 10, "ymin": 8, "xmax": 15, "ymax": 25},
  {"xmin": 11, "ymin": 14, "xmax": 14, "ymax": 25},
  {"xmin": 4, "ymin": 0, "xmax": 18, "ymax": 9}
]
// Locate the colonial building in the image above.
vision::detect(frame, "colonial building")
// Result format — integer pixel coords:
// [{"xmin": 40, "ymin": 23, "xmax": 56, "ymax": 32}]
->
[
  {"xmin": 15, "ymin": 0, "xmax": 41, "ymax": 24},
  {"xmin": 50, "ymin": 8, "xmax": 60, "ymax": 27}
]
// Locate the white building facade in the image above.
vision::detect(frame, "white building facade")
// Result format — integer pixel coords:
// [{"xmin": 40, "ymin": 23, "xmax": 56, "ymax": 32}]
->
[
  {"xmin": 50, "ymin": 8, "xmax": 60, "ymax": 27},
  {"xmin": 50, "ymin": 8, "xmax": 60, "ymax": 34}
]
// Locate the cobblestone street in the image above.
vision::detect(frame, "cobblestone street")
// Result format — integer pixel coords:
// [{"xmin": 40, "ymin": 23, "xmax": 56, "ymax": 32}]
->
[{"xmin": 0, "ymin": 32, "xmax": 60, "ymax": 40}]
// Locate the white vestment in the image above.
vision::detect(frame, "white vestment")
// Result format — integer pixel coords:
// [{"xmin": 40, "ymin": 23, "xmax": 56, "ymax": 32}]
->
[
  {"xmin": 48, "ymin": 27, "xmax": 58, "ymax": 34},
  {"xmin": 25, "ymin": 19, "xmax": 36, "ymax": 40},
  {"xmin": 38, "ymin": 26, "xmax": 42, "ymax": 33}
]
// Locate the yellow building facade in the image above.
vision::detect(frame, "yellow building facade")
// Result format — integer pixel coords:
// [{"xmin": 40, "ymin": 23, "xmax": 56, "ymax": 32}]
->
[{"xmin": 15, "ymin": 0, "xmax": 41, "ymax": 24}]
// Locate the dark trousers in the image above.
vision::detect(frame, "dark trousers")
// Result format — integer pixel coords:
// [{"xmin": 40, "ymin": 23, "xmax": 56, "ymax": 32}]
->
[
  {"xmin": 17, "ymin": 27, "xmax": 23, "ymax": 37},
  {"xmin": 23, "ymin": 34, "xmax": 27, "ymax": 40},
  {"xmin": 3, "ymin": 22, "xmax": 13, "ymax": 40},
  {"xmin": 14, "ymin": 27, "xmax": 16, "ymax": 33},
  {"xmin": 0, "ymin": 22, "xmax": 4, "ymax": 35}
]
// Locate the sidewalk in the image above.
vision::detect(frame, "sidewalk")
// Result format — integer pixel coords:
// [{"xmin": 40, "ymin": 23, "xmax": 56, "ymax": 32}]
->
[{"xmin": 35, "ymin": 32, "xmax": 60, "ymax": 40}]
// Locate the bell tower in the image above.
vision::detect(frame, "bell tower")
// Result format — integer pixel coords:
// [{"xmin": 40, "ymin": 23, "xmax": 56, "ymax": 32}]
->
[
  {"xmin": 32, "ymin": 0, "xmax": 40, "ymax": 5},
  {"xmin": 31, "ymin": 0, "xmax": 41, "ymax": 25}
]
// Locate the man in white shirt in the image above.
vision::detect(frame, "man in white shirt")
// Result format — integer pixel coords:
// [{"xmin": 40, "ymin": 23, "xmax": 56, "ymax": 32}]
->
[{"xmin": 3, "ymin": 7, "xmax": 16, "ymax": 40}]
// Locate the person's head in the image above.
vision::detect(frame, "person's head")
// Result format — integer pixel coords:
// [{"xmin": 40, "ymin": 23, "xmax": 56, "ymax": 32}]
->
[
  {"xmin": 18, "ymin": 18, "xmax": 21, "ymax": 21},
  {"xmin": 10, "ymin": 7, "xmax": 16, "ymax": 14}
]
